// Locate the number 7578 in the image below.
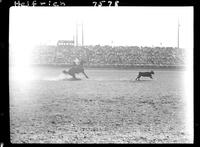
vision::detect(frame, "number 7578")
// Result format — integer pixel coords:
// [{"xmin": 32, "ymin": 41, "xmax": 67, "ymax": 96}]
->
[{"xmin": 93, "ymin": 1, "xmax": 119, "ymax": 7}]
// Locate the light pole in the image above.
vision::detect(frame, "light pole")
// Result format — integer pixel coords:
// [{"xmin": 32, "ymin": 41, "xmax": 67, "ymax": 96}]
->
[
  {"xmin": 178, "ymin": 19, "xmax": 180, "ymax": 49},
  {"xmin": 82, "ymin": 23, "xmax": 84, "ymax": 46},
  {"xmin": 75, "ymin": 22, "xmax": 84, "ymax": 46}
]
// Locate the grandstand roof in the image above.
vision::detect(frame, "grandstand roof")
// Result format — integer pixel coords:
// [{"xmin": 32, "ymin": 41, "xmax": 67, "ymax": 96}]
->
[
  {"xmin": 57, "ymin": 40, "xmax": 74, "ymax": 46},
  {"xmin": 57, "ymin": 40, "xmax": 74, "ymax": 43}
]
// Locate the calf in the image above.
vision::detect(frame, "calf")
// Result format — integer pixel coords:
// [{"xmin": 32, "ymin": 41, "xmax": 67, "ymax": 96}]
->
[{"xmin": 135, "ymin": 70, "xmax": 154, "ymax": 80}]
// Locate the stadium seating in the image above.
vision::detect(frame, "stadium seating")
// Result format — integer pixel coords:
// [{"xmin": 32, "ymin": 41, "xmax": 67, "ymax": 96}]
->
[{"xmin": 32, "ymin": 45, "xmax": 185, "ymax": 67}]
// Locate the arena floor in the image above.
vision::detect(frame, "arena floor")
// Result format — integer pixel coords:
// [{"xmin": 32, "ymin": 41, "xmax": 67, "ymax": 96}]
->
[{"xmin": 9, "ymin": 67, "xmax": 192, "ymax": 143}]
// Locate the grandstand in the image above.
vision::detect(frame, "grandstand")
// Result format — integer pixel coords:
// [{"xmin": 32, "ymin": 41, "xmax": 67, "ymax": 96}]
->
[
  {"xmin": 32, "ymin": 44, "xmax": 185, "ymax": 69},
  {"xmin": 31, "ymin": 21, "xmax": 185, "ymax": 68}
]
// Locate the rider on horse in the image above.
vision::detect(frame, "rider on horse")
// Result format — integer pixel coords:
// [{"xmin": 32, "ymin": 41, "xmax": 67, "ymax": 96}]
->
[{"xmin": 63, "ymin": 58, "xmax": 89, "ymax": 79}]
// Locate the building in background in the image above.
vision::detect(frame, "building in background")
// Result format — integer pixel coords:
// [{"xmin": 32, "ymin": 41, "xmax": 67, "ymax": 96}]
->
[{"xmin": 57, "ymin": 40, "xmax": 74, "ymax": 46}]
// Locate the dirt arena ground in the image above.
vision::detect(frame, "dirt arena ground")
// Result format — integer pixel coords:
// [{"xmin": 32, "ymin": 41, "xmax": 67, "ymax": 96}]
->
[{"xmin": 9, "ymin": 67, "xmax": 192, "ymax": 143}]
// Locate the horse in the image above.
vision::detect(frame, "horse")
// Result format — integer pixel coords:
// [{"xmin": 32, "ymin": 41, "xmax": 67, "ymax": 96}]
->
[
  {"xmin": 135, "ymin": 70, "xmax": 154, "ymax": 80},
  {"xmin": 62, "ymin": 60, "xmax": 89, "ymax": 79}
]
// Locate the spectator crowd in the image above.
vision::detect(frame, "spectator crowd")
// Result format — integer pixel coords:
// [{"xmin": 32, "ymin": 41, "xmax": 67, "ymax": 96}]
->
[{"xmin": 32, "ymin": 45, "xmax": 185, "ymax": 67}]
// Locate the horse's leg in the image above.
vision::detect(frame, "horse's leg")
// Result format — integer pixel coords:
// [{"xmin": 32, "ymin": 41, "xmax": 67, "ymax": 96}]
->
[
  {"xmin": 150, "ymin": 75, "xmax": 153, "ymax": 79},
  {"xmin": 66, "ymin": 71, "xmax": 77, "ymax": 79},
  {"xmin": 62, "ymin": 70, "xmax": 68, "ymax": 74},
  {"xmin": 82, "ymin": 71, "xmax": 89, "ymax": 79},
  {"xmin": 72, "ymin": 74, "xmax": 77, "ymax": 79}
]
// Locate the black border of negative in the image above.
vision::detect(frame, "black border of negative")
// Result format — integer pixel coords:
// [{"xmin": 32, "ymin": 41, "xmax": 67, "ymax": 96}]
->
[{"xmin": 0, "ymin": 0, "xmax": 199, "ymax": 145}]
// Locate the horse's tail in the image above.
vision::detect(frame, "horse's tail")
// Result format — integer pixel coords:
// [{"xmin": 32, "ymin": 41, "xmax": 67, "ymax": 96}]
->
[{"xmin": 62, "ymin": 70, "xmax": 68, "ymax": 74}]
